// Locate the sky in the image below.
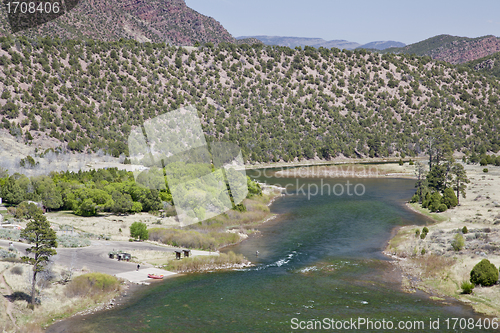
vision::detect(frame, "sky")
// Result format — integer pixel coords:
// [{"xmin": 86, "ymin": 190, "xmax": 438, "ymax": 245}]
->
[{"xmin": 185, "ymin": 0, "xmax": 500, "ymax": 45}]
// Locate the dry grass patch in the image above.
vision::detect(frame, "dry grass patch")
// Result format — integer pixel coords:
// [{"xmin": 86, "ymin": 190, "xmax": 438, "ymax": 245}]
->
[
  {"xmin": 166, "ymin": 251, "xmax": 249, "ymax": 273},
  {"xmin": 413, "ymin": 254, "xmax": 455, "ymax": 278},
  {"xmin": 149, "ymin": 228, "xmax": 239, "ymax": 251},
  {"xmin": 128, "ymin": 249, "xmax": 176, "ymax": 266},
  {"xmin": 65, "ymin": 272, "xmax": 121, "ymax": 299}
]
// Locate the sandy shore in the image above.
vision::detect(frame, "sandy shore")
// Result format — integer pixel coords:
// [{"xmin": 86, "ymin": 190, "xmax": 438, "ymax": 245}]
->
[
  {"xmin": 273, "ymin": 162, "xmax": 418, "ymax": 179},
  {"xmin": 385, "ymin": 163, "xmax": 500, "ymax": 317}
]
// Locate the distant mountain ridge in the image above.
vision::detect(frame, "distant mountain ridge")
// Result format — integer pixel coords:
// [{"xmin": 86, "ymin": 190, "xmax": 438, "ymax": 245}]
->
[
  {"xmin": 236, "ymin": 35, "xmax": 405, "ymax": 50},
  {"xmin": 383, "ymin": 34, "xmax": 500, "ymax": 64},
  {"xmin": 0, "ymin": 0, "xmax": 235, "ymax": 45}
]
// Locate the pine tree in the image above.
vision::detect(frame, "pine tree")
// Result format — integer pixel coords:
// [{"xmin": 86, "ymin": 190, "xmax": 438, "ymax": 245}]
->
[
  {"xmin": 20, "ymin": 212, "xmax": 57, "ymax": 306},
  {"xmin": 451, "ymin": 163, "xmax": 469, "ymax": 205}
]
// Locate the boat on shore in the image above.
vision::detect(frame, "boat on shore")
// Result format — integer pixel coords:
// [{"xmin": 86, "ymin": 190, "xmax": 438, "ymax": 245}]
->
[{"xmin": 148, "ymin": 274, "xmax": 164, "ymax": 279}]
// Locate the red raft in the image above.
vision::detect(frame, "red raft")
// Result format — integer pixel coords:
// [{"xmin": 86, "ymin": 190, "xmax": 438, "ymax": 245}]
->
[{"xmin": 148, "ymin": 274, "xmax": 164, "ymax": 279}]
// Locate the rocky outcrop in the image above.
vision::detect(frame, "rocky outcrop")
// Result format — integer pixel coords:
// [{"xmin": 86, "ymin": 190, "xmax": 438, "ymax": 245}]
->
[
  {"xmin": 430, "ymin": 36, "xmax": 500, "ymax": 64},
  {"xmin": 388, "ymin": 34, "xmax": 500, "ymax": 64},
  {"xmin": 0, "ymin": 0, "xmax": 235, "ymax": 45},
  {"xmin": 474, "ymin": 59, "xmax": 495, "ymax": 71}
]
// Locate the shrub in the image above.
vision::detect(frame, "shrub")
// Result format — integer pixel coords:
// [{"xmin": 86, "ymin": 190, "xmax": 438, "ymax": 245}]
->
[
  {"xmin": 0, "ymin": 249, "xmax": 16, "ymax": 259},
  {"xmin": 470, "ymin": 259, "xmax": 498, "ymax": 287},
  {"xmin": 0, "ymin": 229, "xmax": 21, "ymax": 240},
  {"xmin": 451, "ymin": 234, "xmax": 465, "ymax": 251},
  {"xmin": 57, "ymin": 234, "xmax": 91, "ymax": 247},
  {"xmin": 483, "ymin": 168, "xmax": 488, "ymax": 173},
  {"xmin": 437, "ymin": 204, "xmax": 448, "ymax": 212},
  {"xmin": 421, "ymin": 248, "xmax": 426, "ymax": 255},
  {"xmin": 461, "ymin": 280, "xmax": 474, "ymax": 294},
  {"xmin": 65, "ymin": 272, "xmax": 121, "ymax": 298},
  {"xmin": 479, "ymin": 158, "xmax": 488, "ymax": 166},
  {"xmin": 415, "ymin": 229, "xmax": 420, "ymax": 238},
  {"xmin": 410, "ymin": 194, "xmax": 419, "ymax": 203},
  {"xmin": 420, "ymin": 227, "xmax": 429, "ymax": 239},
  {"xmin": 130, "ymin": 222, "xmax": 148, "ymax": 240},
  {"xmin": 462, "ymin": 226, "xmax": 468, "ymax": 234},
  {"xmin": 442, "ymin": 188, "xmax": 458, "ymax": 208},
  {"xmin": 428, "ymin": 192, "xmax": 442, "ymax": 212}
]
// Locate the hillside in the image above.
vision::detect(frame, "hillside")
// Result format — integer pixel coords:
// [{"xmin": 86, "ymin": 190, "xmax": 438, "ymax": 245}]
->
[
  {"xmin": 236, "ymin": 36, "xmax": 405, "ymax": 51},
  {"xmin": 465, "ymin": 52, "xmax": 500, "ymax": 79},
  {"xmin": 359, "ymin": 41, "xmax": 405, "ymax": 50},
  {"xmin": 0, "ymin": 37, "xmax": 499, "ymax": 167},
  {"xmin": 236, "ymin": 36, "xmax": 361, "ymax": 50},
  {"xmin": 0, "ymin": 0, "xmax": 235, "ymax": 45},
  {"xmin": 383, "ymin": 34, "xmax": 500, "ymax": 64}
]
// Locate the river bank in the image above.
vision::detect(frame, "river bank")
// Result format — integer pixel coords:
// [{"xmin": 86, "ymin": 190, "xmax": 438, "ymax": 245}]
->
[{"xmin": 385, "ymin": 164, "xmax": 500, "ymax": 317}]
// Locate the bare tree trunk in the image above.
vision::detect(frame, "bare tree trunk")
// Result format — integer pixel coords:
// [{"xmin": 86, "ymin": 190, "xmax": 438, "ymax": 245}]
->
[{"xmin": 31, "ymin": 268, "xmax": 37, "ymax": 306}]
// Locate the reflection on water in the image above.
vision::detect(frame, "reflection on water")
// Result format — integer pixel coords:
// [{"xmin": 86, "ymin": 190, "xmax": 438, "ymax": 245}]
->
[{"xmin": 48, "ymin": 173, "xmax": 486, "ymax": 333}]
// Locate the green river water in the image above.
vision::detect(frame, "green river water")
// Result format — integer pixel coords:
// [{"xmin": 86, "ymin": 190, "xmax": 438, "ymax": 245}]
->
[{"xmin": 48, "ymin": 172, "xmax": 491, "ymax": 333}]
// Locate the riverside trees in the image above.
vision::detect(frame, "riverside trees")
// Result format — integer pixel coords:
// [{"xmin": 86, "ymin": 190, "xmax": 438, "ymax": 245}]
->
[
  {"xmin": 411, "ymin": 158, "xmax": 467, "ymax": 212},
  {"xmin": 0, "ymin": 168, "xmax": 262, "ymax": 217}
]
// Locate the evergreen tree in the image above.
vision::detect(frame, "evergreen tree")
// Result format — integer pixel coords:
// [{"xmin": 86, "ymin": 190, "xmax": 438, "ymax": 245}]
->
[
  {"xmin": 451, "ymin": 163, "xmax": 469, "ymax": 205},
  {"xmin": 20, "ymin": 212, "xmax": 57, "ymax": 306}
]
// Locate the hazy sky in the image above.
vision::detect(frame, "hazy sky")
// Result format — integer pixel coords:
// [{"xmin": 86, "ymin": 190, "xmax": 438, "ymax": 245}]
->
[{"xmin": 185, "ymin": 0, "xmax": 500, "ymax": 45}]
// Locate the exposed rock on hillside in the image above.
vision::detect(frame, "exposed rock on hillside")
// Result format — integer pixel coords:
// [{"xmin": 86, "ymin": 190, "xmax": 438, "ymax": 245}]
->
[
  {"xmin": 384, "ymin": 34, "xmax": 500, "ymax": 64},
  {"xmin": 0, "ymin": 0, "xmax": 234, "ymax": 45}
]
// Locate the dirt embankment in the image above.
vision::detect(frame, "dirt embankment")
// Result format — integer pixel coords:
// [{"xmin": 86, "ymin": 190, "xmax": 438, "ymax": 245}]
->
[{"xmin": 386, "ymin": 164, "xmax": 500, "ymax": 317}]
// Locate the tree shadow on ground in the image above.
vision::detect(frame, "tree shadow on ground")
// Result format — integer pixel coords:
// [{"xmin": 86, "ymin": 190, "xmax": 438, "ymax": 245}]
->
[{"xmin": 5, "ymin": 291, "xmax": 31, "ymax": 302}]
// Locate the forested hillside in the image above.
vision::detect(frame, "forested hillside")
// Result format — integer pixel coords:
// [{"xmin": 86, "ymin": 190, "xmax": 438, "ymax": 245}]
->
[{"xmin": 0, "ymin": 36, "xmax": 499, "ymax": 164}]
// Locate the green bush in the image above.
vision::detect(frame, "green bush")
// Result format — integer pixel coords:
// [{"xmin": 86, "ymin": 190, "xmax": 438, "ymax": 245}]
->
[
  {"xmin": 462, "ymin": 226, "xmax": 468, "ymax": 234},
  {"xmin": 483, "ymin": 168, "xmax": 489, "ymax": 173},
  {"xmin": 415, "ymin": 229, "xmax": 420, "ymax": 238},
  {"xmin": 130, "ymin": 221, "xmax": 148, "ymax": 240},
  {"xmin": 442, "ymin": 188, "xmax": 458, "ymax": 208},
  {"xmin": 451, "ymin": 233, "xmax": 465, "ymax": 251},
  {"xmin": 480, "ymin": 158, "xmax": 488, "ymax": 166},
  {"xmin": 428, "ymin": 192, "xmax": 442, "ymax": 212},
  {"xmin": 65, "ymin": 272, "xmax": 121, "ymax": 298},
  {"xmin": 470, "ymin": 259, "xmax": 498, "ymax": 287},
  {"xmin": 461, "ymin": 280, "xmax": 474, "ymax": 294},
  {"xmin": 437, "ymin": 204, "xmax": 448, "ymax": 212},
  {"xmin": 421, "ymin": 248, "xmax": 426, "ymax": 255}
]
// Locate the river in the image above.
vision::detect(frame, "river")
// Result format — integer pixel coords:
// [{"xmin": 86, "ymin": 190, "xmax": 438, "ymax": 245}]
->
[{"xmin": 48, "ymin": 172, "xmax": 487, "ymax": 332}]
